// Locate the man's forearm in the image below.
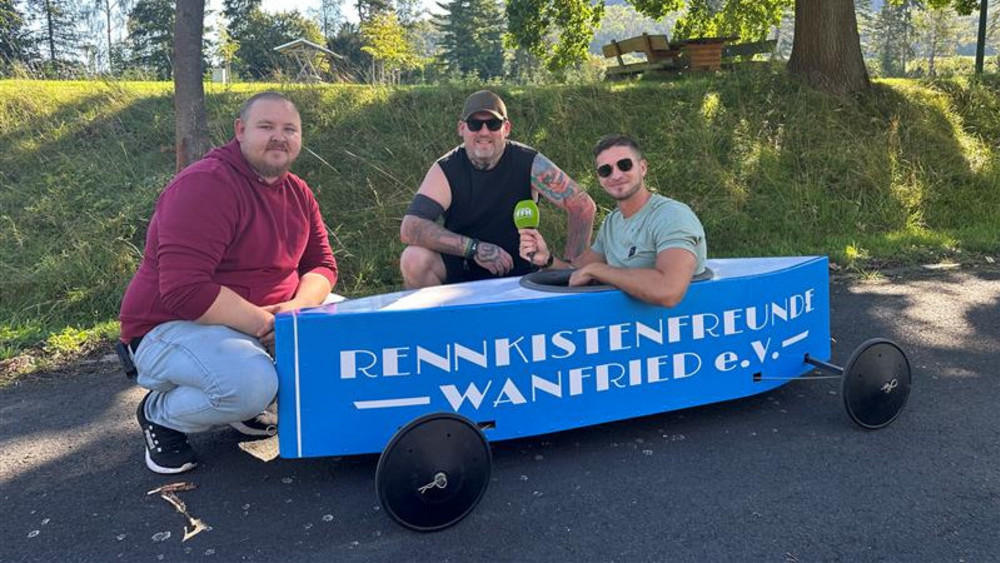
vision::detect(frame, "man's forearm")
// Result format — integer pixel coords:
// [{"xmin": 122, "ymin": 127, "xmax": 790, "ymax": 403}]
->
[
  {"xmin": 585, "ymin": 265, "xmax": 689, "ymax": 308},
  {"xmin": 293, "ymin": 272, "xmax": 333, "ymax": 307},
  {"xmin": 400, "ymin": 215, "xmax": 470, "ymax": 256},
  {"xmin": 563, "ymin": 193, "xmax": 596, "ymax": 261},
  {"xmin": 196, "ymin": 286, "xmax": 273, "ymax": 336}
]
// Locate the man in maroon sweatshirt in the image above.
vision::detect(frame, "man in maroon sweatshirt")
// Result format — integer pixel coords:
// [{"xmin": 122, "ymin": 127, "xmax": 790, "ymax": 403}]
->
[{"xmin": 119, "ymin": 91, "xmax": 338, "ymax": 474}]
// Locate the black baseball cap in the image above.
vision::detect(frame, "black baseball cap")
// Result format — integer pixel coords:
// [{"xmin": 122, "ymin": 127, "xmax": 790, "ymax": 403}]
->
[{"xmin": 461, "ymin": 90, "xmax": 507, "ymax": 121}]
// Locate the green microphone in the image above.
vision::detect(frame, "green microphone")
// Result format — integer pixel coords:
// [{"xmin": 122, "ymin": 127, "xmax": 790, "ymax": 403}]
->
[
  {"xmin": 513, "ymin": 199, "xmax": 540, "ymax": 229},
  {"xmin": 513, "ymin": 200, "xmax": 540, "ymax": 264}
]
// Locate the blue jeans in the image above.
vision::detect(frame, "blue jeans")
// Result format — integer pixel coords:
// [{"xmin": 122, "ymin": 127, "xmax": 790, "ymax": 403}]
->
[{"xmin": 133, "ymin": 321, "xmax": 277, "ymax": 434}]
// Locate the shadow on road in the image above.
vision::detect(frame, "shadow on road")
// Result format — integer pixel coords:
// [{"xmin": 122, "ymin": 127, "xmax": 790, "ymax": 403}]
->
[{"xmin": 1, "ymin": 267, "xmax": 998, "ymax": 561}]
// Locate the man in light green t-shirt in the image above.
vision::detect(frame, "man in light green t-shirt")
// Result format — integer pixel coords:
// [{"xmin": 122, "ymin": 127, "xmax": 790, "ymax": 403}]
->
[{"xmin": 519, "ymin": 134, "xmax": 707, "ymax": 307}]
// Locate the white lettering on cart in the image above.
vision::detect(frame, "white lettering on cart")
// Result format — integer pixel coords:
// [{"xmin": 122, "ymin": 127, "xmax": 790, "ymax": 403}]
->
[
  {"xmin": 751, "ymin": 339, "xmax": 772, "ymax": 362},
  {"xmin": 440, "ymin": 381, "xmax": 492, "ymax": 410},
  {"xmin": 336, "ymin": 288, "xmax": 818, "ymax": 380},
  {"xmin": 354, "ymin": 397, "xmax": 430, "ymax": 409},
  {"xmin": 340, "ymin": 350, "xmax": 377, "ymax": 378},
  {"xmin": 493, "ymin": 379, "xmax": 527, "ymax": 407},
  {"xmin": 435, "ymin": 354, "xmax": 707, "ymax": 412}
]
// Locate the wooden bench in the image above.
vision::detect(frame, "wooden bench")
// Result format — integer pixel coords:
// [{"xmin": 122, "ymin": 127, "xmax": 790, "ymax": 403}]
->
[
  {"xmin": 602, "ymin": 34, "xmax": 754, "ymax": 79},
  {"xmin": 602, "ymin": 33, "xmax": 682, "ymax": 80}
]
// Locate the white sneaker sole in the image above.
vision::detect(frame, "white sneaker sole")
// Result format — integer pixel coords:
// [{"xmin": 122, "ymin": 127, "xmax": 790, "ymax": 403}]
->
[{"xmin": 145, "ymin": 449, "xmax": 197, "ymax": 474}]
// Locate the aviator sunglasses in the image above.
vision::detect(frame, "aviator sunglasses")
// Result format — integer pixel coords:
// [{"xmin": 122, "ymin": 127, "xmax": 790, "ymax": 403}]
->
[
  {"xmin": 465, "ymin": 117, "xmax": 506, "ymax": 132},
  {"xmin": 596, "ymin": 158, "xmax": 634, "ymax": 178}
]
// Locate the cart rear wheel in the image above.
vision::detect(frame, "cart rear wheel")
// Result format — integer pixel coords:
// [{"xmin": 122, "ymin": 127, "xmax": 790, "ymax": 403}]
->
[{"xmin": 842, "ymin": 339, "xmax": 912, "ymax": 429}]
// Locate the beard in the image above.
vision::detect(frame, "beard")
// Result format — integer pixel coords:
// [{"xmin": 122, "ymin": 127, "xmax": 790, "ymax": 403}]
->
[
  {"xmin": 466, "ymin": 137, "xmax": 505, "ymax": 171},
  {"xmin": 244, "ymin": 143, "xmax": 296, "ymax": 179},
  {"xmin": 607, "ymin": 181, "xmax": 642, "ymax": 201},
  {"xmin": 249, "ymin": 157, "xmax": 291, "ymax": 179}
]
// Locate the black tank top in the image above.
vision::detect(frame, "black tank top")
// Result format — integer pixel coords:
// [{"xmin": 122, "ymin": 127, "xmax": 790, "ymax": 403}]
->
[{"xmin": 438, "ymin": 141, "xmax": 538, "ymax": 275}]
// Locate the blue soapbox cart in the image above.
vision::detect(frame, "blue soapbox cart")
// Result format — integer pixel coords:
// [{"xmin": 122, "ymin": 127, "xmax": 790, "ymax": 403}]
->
[{"xmin": 274, "ymin": 256, "xmax": 911, "ymax": 531}]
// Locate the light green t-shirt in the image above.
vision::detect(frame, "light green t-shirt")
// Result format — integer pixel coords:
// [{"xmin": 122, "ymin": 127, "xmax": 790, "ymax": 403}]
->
[{"xmin": 592, "ymin": 194, "xmax": 707, "ymax": 274}]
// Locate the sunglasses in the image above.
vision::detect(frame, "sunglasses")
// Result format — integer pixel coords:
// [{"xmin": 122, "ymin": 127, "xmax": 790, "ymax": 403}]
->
[
  {"xmin": 596, "ymin": 158, "xmax": 634, "ymax": 178},
  {"xmin": 465, "ymin": 117, "xmax": 505, "ymax": 132}
]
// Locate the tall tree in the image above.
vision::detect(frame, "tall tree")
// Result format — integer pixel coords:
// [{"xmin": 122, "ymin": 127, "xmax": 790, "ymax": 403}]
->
[
  {"xmin": 232, "ymin": 9, "xmax": 325, "ymax": 79},
  {"xmin": 91, "ymin": 0, "xmax": 133, "ymax": 72},
  {"xmin": 435, "ymin": 0, "xmax": 505, "ymax": 79},
  {"xmin": 327, "ymin": 21, "xmax": 368, "ymax": 79},
  {"xmin": 174, "ymin": 0, "xmax": 209, "ymax": 171},
  {"xmin": 671, "ymin": 0, "xmax": 789, "ymax": 41},
  {"xmin": 787, "ymin": 0, "xmax": 869, "ymax": 93},
  {"xmin": 311, "ymin": 0, "xmax": 344, "ymax": 39},
  {"xmin": 360, "ymin": 11, "xmax": 422, "ymax": 83},
  {"xmin": 506, "ymin": 0, "xmax": 604, "ymax": 70},
  {"xmin": 0, "ymin": 0, "xmax": 37, "ymax": 70},
  {"xmin": 223, "ymin": 0, "xmax": 261, "ymax": 37},
  {"xmin": 25, "ymin": 0, "xmax": 81, "ymax": 63},
  {"xmin": 914, "ymin": 5, "xmax": 961, "ymax": 75},
  {"xmin": 126, "ymin": 0, "xmax": 174, "ymax": 78},
  {"xmin": 356, "ymin": 0, "xmax": 392, "ymax": 23},
  {"xmin": 868, "ymin": 0, "xmax": 917, "ymax": 77}
]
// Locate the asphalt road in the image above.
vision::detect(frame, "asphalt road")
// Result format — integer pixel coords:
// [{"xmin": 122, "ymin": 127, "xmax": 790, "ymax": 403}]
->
[{"xmin": 2, "ymin": 265, "xmax": 997, "ymax": 562}]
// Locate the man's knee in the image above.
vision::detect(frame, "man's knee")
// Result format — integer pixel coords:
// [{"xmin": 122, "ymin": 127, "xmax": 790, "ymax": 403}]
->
[
  {"xmin": 400, "ymin": 245, "xmax": 445, "ymax": 288},
  {"xmin": 221, "ymin": 359, "xmax": 277, "ymax": 420}
]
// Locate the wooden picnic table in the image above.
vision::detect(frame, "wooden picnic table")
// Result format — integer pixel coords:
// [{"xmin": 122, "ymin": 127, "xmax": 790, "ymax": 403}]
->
[{"xmin": 602, "ymin": 34, "xmax": 775, "ymax": 79}]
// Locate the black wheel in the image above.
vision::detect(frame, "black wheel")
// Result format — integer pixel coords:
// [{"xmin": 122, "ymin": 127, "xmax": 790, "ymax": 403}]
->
[
  {"xmin": 375, "ymin": 413, "xmax": 491, "ymax": 532},
  {"xmin": 842, "ymin": 339, "xmax": 912, "ymax": 429}
]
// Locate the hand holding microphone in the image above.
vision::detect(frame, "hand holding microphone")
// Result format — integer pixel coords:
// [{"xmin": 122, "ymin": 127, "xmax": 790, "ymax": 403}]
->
[{"xmin": 514, "ymin": 200, "xmax": 551, "ymax": 268}]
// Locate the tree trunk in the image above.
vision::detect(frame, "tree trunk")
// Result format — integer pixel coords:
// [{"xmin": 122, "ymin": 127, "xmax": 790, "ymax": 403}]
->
[
  {"xmin": 173, "ymin": 0, "xmax": 211, "ymax": 172},
  {"xmin": 105, "ymin": 0, "xmax": 113, "ymax": 72},
  {"xmin": 45, "ymin": 0, "xmax": 56, "ymax": 61},
  {"xmin": 975, "ymin": 0, "xmax": 988, "ymax": 74},
  {"xmin": 787, "ymin": 0, "xmax": 870, "ymax": 95},
  {"xmin": 928, "ymin": 24, "xmax": 938, "ymax": 77}
]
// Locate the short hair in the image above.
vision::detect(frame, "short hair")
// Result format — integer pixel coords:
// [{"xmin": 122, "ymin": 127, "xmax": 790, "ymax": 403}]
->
[
  {"xmin": 593, "ymin": 134, "xmax": 644, "ymax": 160},
  {"xmin": 237, "ymin": 91, "xmax": 298, "ymax": 121}
]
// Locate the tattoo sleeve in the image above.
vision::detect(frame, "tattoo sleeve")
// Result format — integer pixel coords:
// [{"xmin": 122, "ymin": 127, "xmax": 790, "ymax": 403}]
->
[
  {"xmin": 530, "ymin": 154, "xmax": 596, "ymax": 262},
  {"xmin": 400, "ymin": 216, "xmax": 470, "ymax": 257},
  {"xmin": 530, "ymin": 154, "xmax": 576, "ymax": 202}
]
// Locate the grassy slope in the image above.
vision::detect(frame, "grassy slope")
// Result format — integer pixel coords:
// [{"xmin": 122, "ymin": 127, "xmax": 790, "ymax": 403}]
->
[{"xmin": 1, "ymin": 68, "xmax": 998, "ymax": 367}]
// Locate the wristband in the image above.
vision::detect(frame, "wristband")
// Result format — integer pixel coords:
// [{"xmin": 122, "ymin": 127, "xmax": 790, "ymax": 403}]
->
[
  {"xmin": 544, "ymin": 254, "xmax": 554, "ymax": 268},
  {"xmin": 465, "ymin": 238, "xmax": 479, "ymax": 260}
]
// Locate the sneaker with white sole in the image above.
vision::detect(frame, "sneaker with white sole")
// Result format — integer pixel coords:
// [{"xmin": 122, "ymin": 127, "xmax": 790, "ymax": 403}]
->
[
  {"xmin": 137, "ymin": 393, "xmax": 197, "ymax": 474},
  {"xmin": 229, "ymin": 410, "xmax": 277, "ymax": 437}
]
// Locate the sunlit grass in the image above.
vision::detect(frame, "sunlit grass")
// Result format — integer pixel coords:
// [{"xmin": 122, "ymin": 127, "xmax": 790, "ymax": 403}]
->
[{"xmin": 0, "ymin": 69, "xmax": 998, "ymax": 371}]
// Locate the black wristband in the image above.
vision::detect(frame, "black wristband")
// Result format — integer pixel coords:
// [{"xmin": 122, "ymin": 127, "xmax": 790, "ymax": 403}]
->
[
  {"xmin": 544, "ymin": 254, "xmax": 554, "ymax": 268},
  {"xmin": 465, "ymin": 238, "xmax": 479, "ymax": 260}
]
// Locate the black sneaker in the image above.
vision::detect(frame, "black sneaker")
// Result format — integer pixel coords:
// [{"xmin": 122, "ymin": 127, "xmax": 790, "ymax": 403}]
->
[
  {"xmin": 229, "ymin": 410, "xmax": 277, "ymax": 437},
  {"xmin": 137, "ymin": 393, "xmax": 197, "ymax": 474}
]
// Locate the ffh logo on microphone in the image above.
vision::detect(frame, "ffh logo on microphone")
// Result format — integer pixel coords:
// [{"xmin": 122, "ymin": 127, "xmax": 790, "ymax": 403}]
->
[{"xmin": 514, "ymin": 208, "xmax": 534, "ymax": 219}]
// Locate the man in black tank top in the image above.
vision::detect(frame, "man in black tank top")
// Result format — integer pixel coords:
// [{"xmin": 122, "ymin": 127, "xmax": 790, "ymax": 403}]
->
[{"xmin": 400, "ymin": 90, "xmax": 597, "ymax": 287}]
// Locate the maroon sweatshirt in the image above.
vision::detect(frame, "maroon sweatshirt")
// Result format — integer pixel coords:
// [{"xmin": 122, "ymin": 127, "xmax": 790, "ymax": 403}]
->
[{"xmin": 119, "ymin": 139, "xmax": 338, "ymax": 341}]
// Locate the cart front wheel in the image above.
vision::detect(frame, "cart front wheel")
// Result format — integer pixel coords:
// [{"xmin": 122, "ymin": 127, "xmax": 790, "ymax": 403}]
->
[{"xmin": 376, "ymin": 413, "xmax": 491, "ymax": 532}]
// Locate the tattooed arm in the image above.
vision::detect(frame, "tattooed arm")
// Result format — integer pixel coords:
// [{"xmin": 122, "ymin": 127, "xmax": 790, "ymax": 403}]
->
[
  {"xmin": 400, "ymin": 163, "xmax": 514, "ymax": 275},
  {"xmin": 529, "ymin": 153, "xmax": 596, "ymax": 263}
]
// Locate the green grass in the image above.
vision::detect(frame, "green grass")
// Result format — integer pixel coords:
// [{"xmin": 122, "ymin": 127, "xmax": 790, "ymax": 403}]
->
[{"xmin": 1, "ymin": 67, "xmax": 998, "ymax": 373}]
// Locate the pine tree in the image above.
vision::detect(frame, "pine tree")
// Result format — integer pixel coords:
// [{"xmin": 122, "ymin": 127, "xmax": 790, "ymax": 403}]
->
[
  {"xmin": 0, "ymin": 0, "xmax": 37, "ymax": 70},
  {"xmin": 869, "ymin": 0, "xmax": 918, "ymax": 77},
  {"xmin": 24, "ymin": 0, "xmax": 82, "ymax": 64},
  {"xmin": 125, "ymin": 0, "xmax": 174, "ymax": 79},
  {"xmin": 435, "ymin": 0, "xmax": 504, "ymax": 80}
]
